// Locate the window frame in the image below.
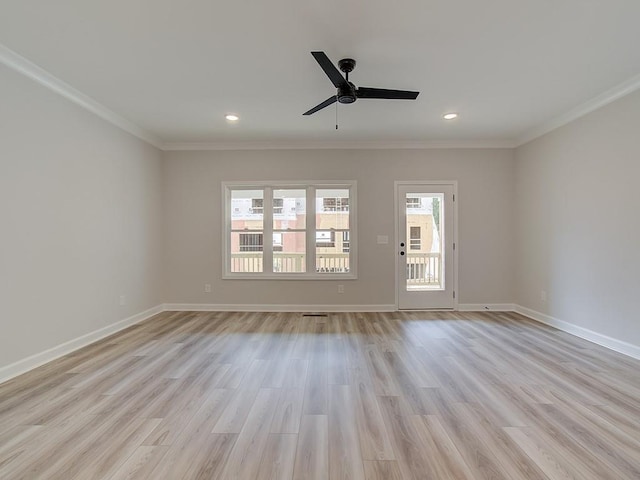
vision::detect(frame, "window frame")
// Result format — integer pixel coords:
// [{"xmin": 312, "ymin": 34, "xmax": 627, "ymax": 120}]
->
[{"xmin": 223, "ymin": 181, "xmax": 357, "ymax": 280}]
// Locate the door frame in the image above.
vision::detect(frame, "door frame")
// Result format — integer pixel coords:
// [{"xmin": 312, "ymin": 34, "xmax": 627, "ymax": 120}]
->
[{"xmin": 394, "ymin": 180, "xmax": 459, "ymax": 310}]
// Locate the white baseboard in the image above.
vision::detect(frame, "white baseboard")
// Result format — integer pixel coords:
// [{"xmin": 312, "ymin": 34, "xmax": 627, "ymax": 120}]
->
[
  {"xmin": 162, "ymin": 303, "xmax": 397, "ymax": 313},
  {"xmin": 4, "ymin": 302, "xmax": 638, "ymax": 385},
  {"xmin": 458, "ymin": 303, "xmax": 516, "ymax": 312},
  {"xmin": 0, "ymin": 304, "xmax": 164, "ymax": 384},
  {"xmin": 514, "ymin": 304, "xmax": 640, "ymax": 360}
]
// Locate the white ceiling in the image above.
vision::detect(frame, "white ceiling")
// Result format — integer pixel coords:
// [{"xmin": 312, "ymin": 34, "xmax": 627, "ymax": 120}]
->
[{"xmin": 1, "ymin": 0, "xmax": 640, "ymax": 148}]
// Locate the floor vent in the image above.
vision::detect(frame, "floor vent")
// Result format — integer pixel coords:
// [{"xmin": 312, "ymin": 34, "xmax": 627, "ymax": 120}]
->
[{"xmin": 302, "ymin": 313, "xmax": 328, "ymax": 317}]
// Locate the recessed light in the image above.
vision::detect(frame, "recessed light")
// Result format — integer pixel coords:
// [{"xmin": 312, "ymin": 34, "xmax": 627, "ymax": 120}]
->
[
  {"xmin": 443, "ymin": 113, "xmax": 458, "ymax": 120},
  {"xmin": 225, "ymin": 114, "xmax": 239, "ymax": 122}
]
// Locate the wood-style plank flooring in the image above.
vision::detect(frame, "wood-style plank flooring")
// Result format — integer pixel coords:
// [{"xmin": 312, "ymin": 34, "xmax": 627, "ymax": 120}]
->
[{"xmin": 1, "ymin": 310, "xmax": 639, "ymax": 479}]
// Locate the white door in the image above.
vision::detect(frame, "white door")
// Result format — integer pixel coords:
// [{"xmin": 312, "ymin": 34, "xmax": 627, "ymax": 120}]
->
[{"xmin": 396, "ymin": 183, "xmax": 456, "ymax": 309}]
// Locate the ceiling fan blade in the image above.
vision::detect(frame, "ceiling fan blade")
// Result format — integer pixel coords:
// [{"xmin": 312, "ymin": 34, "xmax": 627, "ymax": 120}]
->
[
  {"xmin": 311, "ymin": 52, "xmax": 348, "ymax": 89},
  {"xmin": 303, "ymin": 95, "xmax": 338, "ymax": 115},
  {"xmin": 356, "ymin": 87, "xmax": 419, "ymax": 100}
]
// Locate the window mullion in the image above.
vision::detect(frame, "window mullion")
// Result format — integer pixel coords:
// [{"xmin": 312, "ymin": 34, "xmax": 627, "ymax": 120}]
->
[
  {"xmin": 263, "ymin": 187, "xmax": 273, "ymax": 274},
  {"xmin": 306, "ymin": 186, "xmax": 315, "ymax": 275},
  {"xmin": 224, "ymin": 186, "xmax": 231, "ymax": 275}
]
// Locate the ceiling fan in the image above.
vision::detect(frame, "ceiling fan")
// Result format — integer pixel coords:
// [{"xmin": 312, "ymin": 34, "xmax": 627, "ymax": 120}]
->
[{"xmin": 303, "ymin": 51, "xmax": 419, "ymax": 116}]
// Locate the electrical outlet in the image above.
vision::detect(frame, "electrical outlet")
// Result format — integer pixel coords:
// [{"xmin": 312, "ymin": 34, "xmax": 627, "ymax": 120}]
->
[
  {"xmin": 541, "ymin": 290, "xmax": 547, "ymax": 302},
  {"xmin": 204, "ymin": 284, "xmax": 212, "ymax": 293},
  {"xmin": 119, "ymin": 295, "xmax": 126, "ymax": 306},
  {"xmin": 337, "ymin": 285, "xmax": 345, "ymax": 294}
]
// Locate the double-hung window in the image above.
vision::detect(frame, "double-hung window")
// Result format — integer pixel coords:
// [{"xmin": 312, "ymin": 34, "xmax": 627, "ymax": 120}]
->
[{"xmin": 224, "ymin": 181, "xmax": 356, "ymax": 279}]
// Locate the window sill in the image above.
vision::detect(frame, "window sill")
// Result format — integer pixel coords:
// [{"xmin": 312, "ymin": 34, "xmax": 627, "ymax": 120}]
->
[{"xmin": 223, "ymin": 273, "xmax": 357, "ymax": 281}]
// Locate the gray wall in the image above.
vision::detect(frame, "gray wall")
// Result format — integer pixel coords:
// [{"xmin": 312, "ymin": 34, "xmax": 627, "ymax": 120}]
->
[
  {"xmin": 7, "ymin": 47, "xmax": 639, "ymax": 374},
  {"xmin": 163, "ymin": 148, "xmax": 516, "ymax": 307},
  {"xmin": 515, "ymin": 89, "xmax": 640, "ymax": 347},
  {"xmin": 0, "ymin": 64, "xmax": 165, "ymax": 368}
]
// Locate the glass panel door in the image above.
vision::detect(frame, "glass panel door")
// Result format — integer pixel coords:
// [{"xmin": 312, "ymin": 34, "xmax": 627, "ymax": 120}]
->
[{"xmin": 397, "ymin": 184, "xmax": 455, "ymax": 309}]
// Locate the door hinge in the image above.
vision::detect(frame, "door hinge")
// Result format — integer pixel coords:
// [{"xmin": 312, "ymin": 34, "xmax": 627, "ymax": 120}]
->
[
  {"xmin": 453, "ymin": 291, "xmax": 456, "ymax": 299},
  {"xmin": 453, "ymin": 242, "xmax": 456, "ymax": 250},
  {"xmin": 453, "ymin": 194, "xmax": 455, "ymax": 202}
]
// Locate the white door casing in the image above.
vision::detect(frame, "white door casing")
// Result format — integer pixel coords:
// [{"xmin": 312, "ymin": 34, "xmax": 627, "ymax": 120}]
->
[{"xmin": 396, "ymin": 181, "xmax": 457, "ymax": 309}]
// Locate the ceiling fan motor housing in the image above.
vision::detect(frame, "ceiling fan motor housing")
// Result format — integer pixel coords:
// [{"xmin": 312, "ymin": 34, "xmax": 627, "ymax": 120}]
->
[{"xmin": 338, "ymin": 83, "xmax": 357, "ymax": 104}]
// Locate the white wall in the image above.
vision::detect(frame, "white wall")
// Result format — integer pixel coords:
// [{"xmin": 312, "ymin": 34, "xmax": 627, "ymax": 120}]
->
[
  {"xmin": 163, "ymin": 148, "xmax": 515, "ymax": 307},
  {"xmin": 515, "ymin": 89, "xmax": 640, "ymax": 348},
  {"xmin": 0, "ymin": 64, "xmax": 164, "ymax": 369}
]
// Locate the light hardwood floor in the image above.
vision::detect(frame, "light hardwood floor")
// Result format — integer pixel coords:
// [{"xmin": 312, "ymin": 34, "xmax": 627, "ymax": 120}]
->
[{"xmin": 1, "ymin": 311, "xmax": 639, "ymax": 479}]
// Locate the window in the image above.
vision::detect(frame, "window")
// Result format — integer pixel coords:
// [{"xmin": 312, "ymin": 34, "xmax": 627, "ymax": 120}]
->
[
  {"xmin": 224, "ymin": 182, "xmax": 356, "ymax": 278},
  {"xmin": 239, "ymin": 233, "xmax": 263, "ymax": 252},
  {"xmin": 323, "ymin": 197, "xmax": 349, "ymax": 212},
  {"xmin": 410, "ymin": 226, "xmax": 421, "ymax": 250},
  {"xmin": 272, "ymin": 233, "xmax": 283, "ymax": 252},
  {"xmin": 316, "ymin": 231, "xmax": 335, "ymax": 247},
  {"xmin": 251, "ymin": 198, "xmax": 263, "ymax": 214},
  {"xmin": 273, "ymin": 198, "xmax": 283, "ymax": 214},
  {"xmin": 407, "ymin": 197, "xmax": 420, "ymax": 209},
  {"xmin": 342, "ymin": 231, "xmax": 350, "ymax": 253}
]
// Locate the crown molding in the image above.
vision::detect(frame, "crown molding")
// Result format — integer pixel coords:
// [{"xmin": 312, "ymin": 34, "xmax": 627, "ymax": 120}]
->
[
  {"xmin": 0, "ymin": 43, "xmax": 164, "ymax": 150},
  {"xmin": 516, "ymin": 72, "xmax": 640, "ymax": 147},
  {"xmin": 5, "ymin": 40, "xmax": 639, "ymax": 153},
  {"xmin": 162, "ymin": 139, "xmax": 517, "ymax": 151}
]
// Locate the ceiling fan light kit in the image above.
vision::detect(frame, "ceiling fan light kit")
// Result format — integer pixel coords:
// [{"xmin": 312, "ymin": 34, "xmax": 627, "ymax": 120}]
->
[{"xmin": 303, "ymin": 51, "xmax": 419, "ymax": 116}]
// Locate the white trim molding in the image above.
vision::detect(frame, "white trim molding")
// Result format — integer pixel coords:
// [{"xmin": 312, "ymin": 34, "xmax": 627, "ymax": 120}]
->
[
  {"xmin": 162, "ymin": 303, "xmax": 396, "ymax": 313},
  {"xmin": 394, "ymin": 181, "xmax": 459, "ymax": 311},
  {"xmin": 0, "ymin": 43, "xmax": 164, "ymax": 150},
  {"xmin": 3, "ymin": 302, "xmax": 639, "ymax": 384},
  {"xmin": 163, "ymin": 140, "xmax": 516, "ymax": 151},
  {"xmin": 4, "ymin": 40, "xmax": 640, "ymax": 153},
  {"xmin": 458, "ymin": 303, "xmax": 516, "ymax": 312},
  {"xmin": 517, "ymin": 72, "xmax": 640, "ymax": 147},
  {"xmin": 0, "ymin": 305, "xmax": 164, "ymax": 384},
  {"xmin": 514, "ymin": 305, "xmax": 640, "ymax": 361}
]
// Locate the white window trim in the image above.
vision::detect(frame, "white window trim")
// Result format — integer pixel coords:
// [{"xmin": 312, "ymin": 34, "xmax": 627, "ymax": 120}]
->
[{"xmin": 222, "ymin": 180, "xmax": 357, "ymax": 280}]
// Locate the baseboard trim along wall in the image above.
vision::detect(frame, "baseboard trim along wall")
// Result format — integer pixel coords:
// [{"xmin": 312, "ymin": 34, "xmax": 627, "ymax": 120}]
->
[
  {"xmin": 0, "ymin": 304, "xmax": 164, "ymax": 384},
  {"xmin": 162, "ymin": 303, "xmax": 397, "ymax": 313},
  {"xmin": 167, "ymin": 303, "xmax": 516, "ymax": 313},
  {"xmin": 458, "ymin": 303, "xmax": 516, "ymax": 312},
  {"xmin": 3, "ymin": 302, "xmax": 639, "ymax": 385},
  {"xmin": 514, "ymin": 304, "xmax": 640, "ymax": 361}
]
